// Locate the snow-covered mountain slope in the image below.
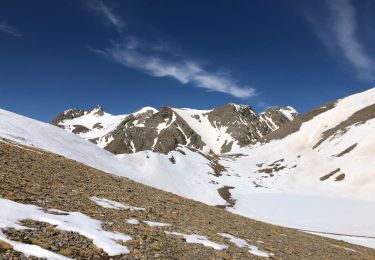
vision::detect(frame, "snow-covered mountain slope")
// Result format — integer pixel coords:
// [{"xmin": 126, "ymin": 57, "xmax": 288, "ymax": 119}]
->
[
  {"xmin": 51, "ymin": 105, "xmax": 158, "ymax": 148},
  {"xmin": 259, "ymin": 106, "xmax": 298, "ymax": 130},
  {"xmin": 1, "ymin": 87, "xmax": 375, "ymax": 249},
  {"xmin": 213, "ymin": 87, "xmax": 375, "ymax": 247},
  {"xmin": 52, "ymin": 103, "xmax": 298, "ymax": 154},
  {"xmin": 223, "ymin": 87, "xmax": 375, "ymax": 199}
]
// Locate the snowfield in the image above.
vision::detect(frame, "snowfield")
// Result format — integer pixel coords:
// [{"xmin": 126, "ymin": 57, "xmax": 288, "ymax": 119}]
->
[{"xmin": 1, "ymin": 87, "xmax": 375, "ymax": 249}]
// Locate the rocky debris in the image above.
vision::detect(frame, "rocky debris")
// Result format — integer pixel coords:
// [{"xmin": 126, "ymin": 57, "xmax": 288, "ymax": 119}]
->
[{"xmin": 1, "ymin": 140, "xmax": 373, "ymax": 259}]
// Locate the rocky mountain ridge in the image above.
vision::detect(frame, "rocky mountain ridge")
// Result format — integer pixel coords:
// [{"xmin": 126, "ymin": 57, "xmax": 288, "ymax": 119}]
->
[{"xmin": 51, "ymin": 103, "xmax": 298, "ymax": 154}]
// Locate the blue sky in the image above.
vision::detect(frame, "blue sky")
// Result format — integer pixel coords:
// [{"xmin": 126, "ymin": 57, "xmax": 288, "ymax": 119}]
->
[{"xmin": 1, "ymin": 0, "xmax": 374, "ymax": 121}]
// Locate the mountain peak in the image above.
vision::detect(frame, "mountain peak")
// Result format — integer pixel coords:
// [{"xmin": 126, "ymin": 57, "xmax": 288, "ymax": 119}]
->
[{"xmin": 89, "ymin": 105, "xmax": 104, "ymax": 116}]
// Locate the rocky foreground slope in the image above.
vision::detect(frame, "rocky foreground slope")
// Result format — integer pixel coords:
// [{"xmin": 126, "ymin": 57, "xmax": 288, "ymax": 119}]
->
[
  {"xmin": 1, "ymin": 139, "xmax": 374, "ymax": 259},
  {"xmin": 51, "ymin": 104, "xmax": 297, "ymax": 154}
]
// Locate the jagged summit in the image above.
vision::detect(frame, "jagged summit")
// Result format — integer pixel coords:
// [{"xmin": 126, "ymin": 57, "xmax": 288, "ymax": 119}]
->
[
  {"xmin": 89, "ymin": 104, "xmax": 104, "ymax": 116},
  {"xmin": 51, "ymin": 103, "xmax": 298, "ymax": 154}
]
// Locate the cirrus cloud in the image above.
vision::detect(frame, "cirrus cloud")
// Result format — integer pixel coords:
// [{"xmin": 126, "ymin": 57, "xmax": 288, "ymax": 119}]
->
[
  {"xmin": 303, "ymin": 0, "xmax": 375, "ymax": 81},
  {"xmin": 90, "ymin": 40, "xmax": 256, "ymax": 98},
  {"xmin": 87, "ymin": 0, "xmax": 124, "ymax": 31},
  {"xmin": 0, "ymin": 21, "xmax": 21, "ymax": 37}
]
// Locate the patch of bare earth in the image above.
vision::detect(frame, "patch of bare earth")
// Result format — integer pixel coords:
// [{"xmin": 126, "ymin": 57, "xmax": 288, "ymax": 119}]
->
[
  {"xmin": 335, "ymin": 174, "xmax": 346, "ymax": 182},
  {"xmin": 320, "ymin": 168, "xmax": 341, "ymax": 181},
  {"xmin": 1, "ymin": 140, "xmax": 374, "ymax": 259},
  {"xmin": 257, "ymin": 159, "xmax": 286, "ymax": 177},
  {"xmin": 336, "ymin": 143, "xmax": 358, "ymax": 157},
  {"xmin": 216, "ymin": 186, "xmax": 236, "ymax": 209}
]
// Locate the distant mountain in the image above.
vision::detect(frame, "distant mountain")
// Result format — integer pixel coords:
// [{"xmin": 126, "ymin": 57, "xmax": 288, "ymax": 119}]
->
[{"xmin": 51, "ymin": 103, "xmax": 298, "ymax": 154}]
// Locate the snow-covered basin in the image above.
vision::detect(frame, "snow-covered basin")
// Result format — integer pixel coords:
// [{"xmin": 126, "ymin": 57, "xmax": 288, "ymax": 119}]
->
[{"xmin": 228, "ymin": 191, "xmax": 375, "ymax": 248}]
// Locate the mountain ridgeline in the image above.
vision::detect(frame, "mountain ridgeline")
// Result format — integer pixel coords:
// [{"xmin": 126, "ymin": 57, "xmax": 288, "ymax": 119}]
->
[{"xmin": 50, "ymin": 103, "xmax": 298, "ymax": 154}]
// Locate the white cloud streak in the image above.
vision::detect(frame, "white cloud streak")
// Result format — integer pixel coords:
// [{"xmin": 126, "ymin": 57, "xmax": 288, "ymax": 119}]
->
[
  {"xmin": 327, "ymin": 0, "xmax": 375, "ymax": 80},
  {"xmin": 88, "ymin": 0, "xmax": 124, "ymax": 31},
  {"xmin": 306, "ymin": 0, "xmax": 375, "ymax": 81},
  {"xmin": 0, "ymin": 22, "xmax": 21, "ymax": 37},
  {"xmin": 91, "ymin": 41, "xmax": 256, "ymax": 98}
]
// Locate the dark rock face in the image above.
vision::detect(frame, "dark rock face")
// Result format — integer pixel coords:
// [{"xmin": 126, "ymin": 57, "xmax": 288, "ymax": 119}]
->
[
  {"xmin": 260, "ymin": 106, "xmax": 299, "ymax": 131},
  {"xmin": 50, "ymin": 109, "xmax": 85, "ymax": 126},
  {"xmin": 93, "ymin": 123, "xmax": 103, "ymax": 129},
  {"xmin": 206, "ymin": 104, "xmax": 270, "ymax": 148},
  {"xmin": 72, "ymin": 125, "xmax": 90, "ymax": 134},
  {"xmin": 104, "ymin": 107, "xmax": 205, "ymax": 154}
]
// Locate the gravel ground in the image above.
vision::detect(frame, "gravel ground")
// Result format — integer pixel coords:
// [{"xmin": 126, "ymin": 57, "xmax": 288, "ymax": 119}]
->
[{"xmin": 1, "ymin": 140, "xmax": 374, "ymax": 259}]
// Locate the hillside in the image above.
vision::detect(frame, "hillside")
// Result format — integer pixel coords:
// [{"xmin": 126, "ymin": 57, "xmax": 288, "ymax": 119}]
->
[{"xmin": 1, "ymin": 139, "xmax": 374, "ymax": 259}]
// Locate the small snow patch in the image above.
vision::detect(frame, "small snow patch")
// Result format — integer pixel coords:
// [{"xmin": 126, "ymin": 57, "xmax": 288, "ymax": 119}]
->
[
  {"xmin": 165, "ymin": 231, "xmax": 228, "ymax": 250},
  {"xmin": 0, "ymin": 233, "xmax": 71, "ymax": 260},
  {"xmin": 219, "ymin": 233, "xmax": 272, "ymax": 257},
  {"xmin": 331, "ymin": 244, "xmax": 357, "ymax": 252},
  {"xmin": 91, "ymin": 197, "xmax": 145, "ymax": 211},
  {"xmin": 143, "ymin": 221, "xmax": 171, "ymax": 227},
  {"xmin": 126, "ymin": 218, "xmax": 140, "ymax": 225}
]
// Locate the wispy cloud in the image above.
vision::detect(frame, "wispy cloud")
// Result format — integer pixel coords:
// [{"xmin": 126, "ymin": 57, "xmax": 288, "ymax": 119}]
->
[
  {"xmin": 90, "ymin": 39, "xmax": 256, "ymax": 98},
  {"xmin": 0, "ymin": 22, "xmax": 21, "ymax": 37},
  {"xmin": 328, "ymin": 0, "xmax": 375, "ymax": 80},
  {"xmin": 304, "ymin": 0, "xmax": 375, "ymax": 81},
  {"xmin": 86, "ymin": 1, "xmax": 255, "ymax": 98},
  {"xmin": 87, "ymin": 0, "xmax": 124, "ymax": 31}
]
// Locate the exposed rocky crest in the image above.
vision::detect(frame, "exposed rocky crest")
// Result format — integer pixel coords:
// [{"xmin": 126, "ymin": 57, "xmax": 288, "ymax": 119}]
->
[
  {"xmin": 50, "ymin": 108, "xmax": 85, "ymax": 127},
  {"xmin": 51, "ymin": 103, "xmax": 298, "ymax": 154}
]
